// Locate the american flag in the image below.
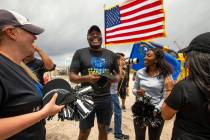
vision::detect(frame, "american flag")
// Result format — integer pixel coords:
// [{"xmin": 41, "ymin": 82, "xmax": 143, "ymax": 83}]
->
[{"xmin": 105, "ymin": 0, "xmax": 166, "ymax": 45}]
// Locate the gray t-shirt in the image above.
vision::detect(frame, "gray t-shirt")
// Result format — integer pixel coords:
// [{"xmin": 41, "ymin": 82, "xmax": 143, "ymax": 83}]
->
[{"xmin": 133, "ymin": 68, "xmax": 165, "ymax": 105}]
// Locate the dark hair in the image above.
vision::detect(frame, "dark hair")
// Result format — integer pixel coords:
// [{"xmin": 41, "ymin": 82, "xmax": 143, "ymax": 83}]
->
[
  {"xmin": 146, "ymin": 48, "xmax": 172, "ymax": 78},
  {"xmin": 187, "ymin": 51, "xmax": 210, "ymax": 98},
  {"xmin": 116, "ymin": 52, "xmax": 125, "ymax": 57},
  {"xmin": 116, "ymin": 53, "xmax": 124, "ymax": 60},
  {"xmin": 87, "ymin": 25, "xmax": 101, "ymax": 35}
]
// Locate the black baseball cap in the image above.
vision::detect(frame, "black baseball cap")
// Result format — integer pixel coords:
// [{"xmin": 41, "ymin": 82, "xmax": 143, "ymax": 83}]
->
[
  {"xmin": 0, "ymin": 9, "xmax": 44, "ymax": 35},
  {"xmin": 178, "ymin": 32, "xmax": 210, "ymax": 53},
  {"xmin": 88, "ymin": 25, "xmax": 101, "ymax": 34}
]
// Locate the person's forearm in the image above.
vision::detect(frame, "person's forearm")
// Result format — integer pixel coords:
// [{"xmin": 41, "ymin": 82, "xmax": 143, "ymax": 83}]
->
[
  {"xmin": 0, "ymin": 110, "xmax": 47, "ymax": 139},
  {"xmin": 161, "ymin": 102, "xmax": 177, "ymax": 120},
  {"xmin": 164, "ymin": 76, "xmax": 174, "ymax": 98},
  {"xmin": 69, "ymin": 73, "xmax": 89, "ymax": 84},
  {"xmin": 164, "ymin": 84, "xmax": 174, "ymax": 98},
  {"xmin": 37, "ymin": 48, "xmax": 55, "ymax": 70},
  {"xmin": 165, "ymin": 90, "xmax": 172, "ymax": 98}
]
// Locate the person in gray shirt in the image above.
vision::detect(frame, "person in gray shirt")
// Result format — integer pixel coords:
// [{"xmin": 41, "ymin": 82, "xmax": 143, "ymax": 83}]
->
[{"xmin": 132, "ymin": 48, "xmax": 174, "ymax": 140}]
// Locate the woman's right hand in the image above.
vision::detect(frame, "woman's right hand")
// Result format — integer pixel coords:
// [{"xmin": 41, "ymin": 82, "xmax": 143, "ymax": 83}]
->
[
  {"xmin": 137, "ymin": 89, "xmax": 145, "ymax": 96},
  {"xmin": 41, "ymin": 93, "xmax": 64, "ymax": 118}
]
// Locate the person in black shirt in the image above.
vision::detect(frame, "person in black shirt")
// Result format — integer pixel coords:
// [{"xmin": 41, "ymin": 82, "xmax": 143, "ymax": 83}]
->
[
  {"xmin": 117, "ymin": 53, "xmax": 129, "ymax": 110},
  {"xmin": 24, "ymin": 44, "xmax": 56, "ymax": 85},
  {"xmin": 161, "ymin": 32, "xmax": 210, "ymax": 140},
  {"xmin": 69, "ymin": 25, "xmax": 119, "ymax": 140},
  {"xmin": 0, "ymin": 9, "xmax": 63, "ymax": 140},
  {"xmin": 109, "ymin": 53, "xmax": 129, "ymax": 140}
]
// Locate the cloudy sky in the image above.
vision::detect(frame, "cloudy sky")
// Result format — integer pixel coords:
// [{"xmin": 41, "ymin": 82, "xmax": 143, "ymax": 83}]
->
[{"xmin": 1, "ymin": 0, "xmax": 210, "ymax": 66}]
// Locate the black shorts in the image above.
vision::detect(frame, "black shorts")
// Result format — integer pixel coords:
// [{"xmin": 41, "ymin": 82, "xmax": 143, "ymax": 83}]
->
[
  {"xmin": 118, "ymin": 77, "xmax": 128, "ymax": 99},
  {"xmin": 119, "ymin": 91, "xmax": 126, "ymax": 99},
  {"xmin": 79, "ymin": 99, "xmax": 113, "ymax": 132}
]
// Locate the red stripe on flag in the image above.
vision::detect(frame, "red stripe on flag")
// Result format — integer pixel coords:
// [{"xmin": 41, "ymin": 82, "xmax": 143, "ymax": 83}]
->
[
  {"xmin": 105, "ymin": 33, "xmax": 165, "ymax": 45},
  {"xmin": 106, "ymin": 25, "xmax": 164, "ymax": 39},
  {"xmin": 121, "ymin": 9, "xmax": 163, "ymax": 23},
  {"xmin": 106, "ymin": 17, "xmax": 164, "ymax": 34},
  {"xmin": 120, "ymin": 1, "xmax": 162, "ymax": 17},
  {"xmin": 120, "ymin": 0, "xmax": 146, "ymax": 10}
]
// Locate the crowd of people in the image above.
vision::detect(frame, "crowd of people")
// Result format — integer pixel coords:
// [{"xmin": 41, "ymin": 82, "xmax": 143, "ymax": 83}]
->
[{"xmin": 0, "ymin": 9, "xmax": 210, "ymax": 140}]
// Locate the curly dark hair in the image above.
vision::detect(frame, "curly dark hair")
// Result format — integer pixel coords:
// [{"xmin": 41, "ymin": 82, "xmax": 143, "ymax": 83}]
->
[
  {"xmin": 146, "ymin": 48, "xmax": 172, "ymax": 78},
  {"xmin": 116, "ymin": 52, "xmax": 125, "ymax": 60}
]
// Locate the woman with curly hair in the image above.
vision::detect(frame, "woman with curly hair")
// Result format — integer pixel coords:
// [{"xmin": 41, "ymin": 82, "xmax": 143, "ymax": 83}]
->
[{"xmin": 133, "ymin": 48, "xmax": 174, "ymax": 140}]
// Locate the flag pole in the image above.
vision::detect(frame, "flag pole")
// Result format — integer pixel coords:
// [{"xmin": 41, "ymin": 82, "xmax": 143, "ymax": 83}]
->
[{"xmin": 104, "ymin": 4, "xmax": 107, "ymax": 49}]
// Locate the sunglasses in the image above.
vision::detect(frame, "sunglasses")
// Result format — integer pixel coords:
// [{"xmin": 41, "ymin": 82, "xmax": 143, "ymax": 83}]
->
[{"xmin": 87, "ymin": 34, "xmax": 102, "ymax": 40}]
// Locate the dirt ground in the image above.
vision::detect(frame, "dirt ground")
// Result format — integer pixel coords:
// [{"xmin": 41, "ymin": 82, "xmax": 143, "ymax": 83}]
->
[{"xmin": 46, "ymin": 77, "xmax": 174, "ymax": 140}]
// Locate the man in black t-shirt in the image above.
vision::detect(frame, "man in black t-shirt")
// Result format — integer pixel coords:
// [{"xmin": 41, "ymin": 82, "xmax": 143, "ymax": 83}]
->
[
  {"xmin": 69, "ymin": 25, "xmax": 119, "ymax": 140},
  {"xmin": 24, "ymin": 45, "xmax": 56, "ymax": 85}
]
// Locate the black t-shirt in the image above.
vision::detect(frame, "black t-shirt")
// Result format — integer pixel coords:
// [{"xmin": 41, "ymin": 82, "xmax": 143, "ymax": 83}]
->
[
  {"xmin": 0, "ymin": 55, "xmax": 45, "ymax": 140},
  {"xmin": 118, "ymin": 65, "xmax": 129, "ymax": 94},
  {"xmin": 118, "ymin": 77, "xmax": 127, "ymax": 94},
  {"xmin": 26, "ymin": 58, "xmax": 55, "ymax": 85},
  {"xmin": 69, "ymin": 47, "xmax": 119, "ymax": 101},
  {"xmin": 165, "ymin": 78, "xmax": 210, "ymax": 140}
]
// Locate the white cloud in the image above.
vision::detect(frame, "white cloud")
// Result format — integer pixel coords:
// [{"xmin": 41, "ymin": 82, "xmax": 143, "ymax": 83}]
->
[{"xmin": 1, "ymin": 0, "xmax": 210, "ymax": 66}]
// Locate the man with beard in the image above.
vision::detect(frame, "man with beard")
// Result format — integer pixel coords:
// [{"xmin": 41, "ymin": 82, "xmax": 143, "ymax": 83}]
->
[{"xmin": 69, "ymin": 25, "xmax": 119, "ymax": 140}]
